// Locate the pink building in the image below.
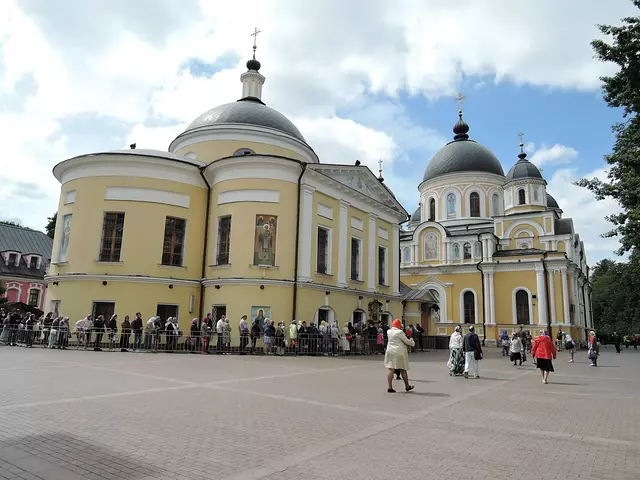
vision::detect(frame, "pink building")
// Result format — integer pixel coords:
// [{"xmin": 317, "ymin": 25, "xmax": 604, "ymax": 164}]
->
[{"xmin": 0, "ymin": 223, "xmax": 53, "ymax": 312}]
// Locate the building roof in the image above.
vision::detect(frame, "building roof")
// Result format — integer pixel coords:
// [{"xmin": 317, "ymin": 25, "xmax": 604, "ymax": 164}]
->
[
  {"xmin": 505, "ymin": 151, "xmax": 543, "ymax": 182},
  {"xmin": 493, "ymin": 248, "xmax": 546, "ymax": 257},
  {"xmin": 403, "ymin": 286, "xmax": 438, "ymax": 302},
  {"xmin": 555, "ymin": 218, "xmax": 573, "ymax": 235},
  {"xmin": 184, "ymin": 97, "xmax": 307, "ymax": 143},
  {"xmin": 423, "ymin": 113, "xmax": 504, "ymax": 182},
  {"xmin": 0, "ymin": 224, "xmax": 52, "ymax": 280},
  {"xmin": 546, "ymin": 193, "xmax": 560, "ymax": 209},
  {"xmin": 410, "ymin": 207, "xmax": 421, "ymax": 223}
]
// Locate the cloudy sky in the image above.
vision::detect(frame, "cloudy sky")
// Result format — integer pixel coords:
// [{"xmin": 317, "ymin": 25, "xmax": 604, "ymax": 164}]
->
[{"xmin": 0, "ymin": 0, "xmax": 635, "ymax": 263}]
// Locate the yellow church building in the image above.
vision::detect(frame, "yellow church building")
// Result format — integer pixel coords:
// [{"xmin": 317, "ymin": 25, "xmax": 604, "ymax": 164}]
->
[
  {"xmin": 400, "ymin": 113, "xmax": 594, "ymax": 344},
  {"xmin": 45, "ymin": 51, "xmax": 408, "ymax": 333}
]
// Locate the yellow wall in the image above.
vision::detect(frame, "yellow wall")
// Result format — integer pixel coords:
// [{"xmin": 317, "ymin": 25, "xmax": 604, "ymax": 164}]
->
[
  {"xmin": 207, "ymin": 178, "xmax": 298, "ymax": 280},
  {"xmin": 551, "ymin": 271, "xmax": 563, "ymax": 323},
  {"xmin": 311, "ymin": 192, "xmax": 339, "ymax": 285},
  {"xmin": 50, "ymin": 177, "xmax": 207, "ymax": 280},
  {"xmin": 375, "ymin": 217, "xmax": 392, "ymax": 294},
  {"xmin": 177, "ymin": 140, "xmax": 307, "ymax": 164},
  {"xmin": 47, "ymin": 280, "xmax": 200, "ymax": 332},
  {"xmin": 347, "ymin": 205, "xmax": 369, "ymax": 289},
  {"xmin": 417, "ymin": 227, "xmax": 443, "ymax": 265},
  {"xmin": 493, "ymin": 270, "xmax": 538, "ymax": 324}
]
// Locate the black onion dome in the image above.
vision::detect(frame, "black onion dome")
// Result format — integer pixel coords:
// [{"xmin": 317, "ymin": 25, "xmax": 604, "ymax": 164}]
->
[
  {"xmin": 423, "ymin": 114, "xmax": 504, "ymax": 182},
  {"xmin": 246, "ymin": 58, "xmax": 261, "ymax": 71},
  {"xmin": 185, "ymin": 97, "xmax": 306, "ymax": 142},
  {"xmin": 505, "ymin": 150, "xmax": 543, "ymax": 181},
  {"xmin": 410, "ymin": 207, "xmax": 421, "ymax": 223},
  {"xmin": 546, "ymin": 193, "xmax": 560, "ymax": 209}
]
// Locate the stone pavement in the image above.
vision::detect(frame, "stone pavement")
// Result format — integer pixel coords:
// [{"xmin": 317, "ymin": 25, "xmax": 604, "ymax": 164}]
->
[{"xmin": 0, "ymin": 345, "xmax": 638, "ymax": 480}]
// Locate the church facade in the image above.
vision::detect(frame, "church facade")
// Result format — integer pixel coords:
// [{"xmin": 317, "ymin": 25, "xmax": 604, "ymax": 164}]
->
[
  {"xmin": 400, "ymin": 113, "xmax": 594, "ymax": 344},
  {"xmin": 45, "ymin": 53, "xmax": 407, "ymax": 333}
]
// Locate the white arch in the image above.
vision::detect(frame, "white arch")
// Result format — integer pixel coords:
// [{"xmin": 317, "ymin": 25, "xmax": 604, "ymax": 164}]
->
[
  {"xmin": 464, "ymin": 188, "xmax": 486, "ymax": 217},
  {"xmin": 348, "ymin": 308, "xmax": 367, "ymax": 327},
  {"xmin": 504, "ymin": 219, "xmax": 544, "ymax": 238},
  {"xmin": 313, "ymin": 305, "xmax": 337, "ymax": 325},
  {"xmin": 413, "ymin": 221, "xmax": 448, "ymax": 241},
  {"xmin": 490, "ymin": 191, "xmax": 503, "ymax": 216},
  {"xmin": 421, "ymin": 283, "xmax": 448, "ymax": 323},
  {"xmin": 426, "ymin": 196, "xmax": 438, "ymax": 221},
  {"xmin": 512, "ymin": 287, "xmax": 533, "ymax": 325},
  {"xmin": 514, "ymin": 228, "xmax": 535, "ymax": 238},
  {"xmin": 459, "ymin": 288, "xmax": 479, "ymax": 324},
  {"xmin": 423, "ymin": 231, "xmax": 440, "ymax": 261},
  {"xmin": 402, "ymin": 246, "xmax": 411, "ymax": 264},
  {"xmin": 441, "ymin": 187, "xmax": 462, "ymax": 219}
]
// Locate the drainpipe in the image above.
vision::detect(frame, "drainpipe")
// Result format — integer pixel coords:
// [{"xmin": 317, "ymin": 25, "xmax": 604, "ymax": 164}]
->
[
  {"xmin": 198, "ymin": 168, "xmax": 212, "ymax": 325},
  {"xmin": 476, "ymin": 234, "xmax": 486, "ymax": 346},
  {"xmin": 292, "ymin": 163, "xmax": 307, "ymax": 321},
  {"xmin": 542, "ymin": 251, "xmax": 552, "ymax": 338}
]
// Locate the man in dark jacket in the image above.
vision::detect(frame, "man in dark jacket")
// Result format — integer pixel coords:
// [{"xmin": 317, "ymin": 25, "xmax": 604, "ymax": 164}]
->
[
  {"xmin": 462, "ymin": 325, "xmax": 482, "ymax": 379},
  {"xmin": 131, "ymin": 313, "xmax": 143, "ymax": 351}
]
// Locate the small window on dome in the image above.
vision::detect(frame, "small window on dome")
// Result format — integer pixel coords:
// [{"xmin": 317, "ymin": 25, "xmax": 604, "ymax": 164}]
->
[
  {"xmin": 233, "ymin": 148, "xmax": 254, "ymax": 156},
  {"xmin": 518, "ymin": 189, "xmax": 526, "ymax": 205},
  {"xmin": 469, "ymin": 192, "xmax": 480, "ymax": 217}
]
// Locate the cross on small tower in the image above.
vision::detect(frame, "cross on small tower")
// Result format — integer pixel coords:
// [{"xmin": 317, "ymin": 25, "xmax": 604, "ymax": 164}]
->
[
  {"xmin": 518, "ymin": 131, "xmax": 525, "ymax": 151},
  {"xmin": 378, "ymin": 159, "xmax": 383, "ymax": 177},
  {"xmin": 251, "ymin": 27, "xmax": 261, "ymax": 58},
  {"xmin": 455, "ymin": 92, "xmax": 466, "ymax": 113}
]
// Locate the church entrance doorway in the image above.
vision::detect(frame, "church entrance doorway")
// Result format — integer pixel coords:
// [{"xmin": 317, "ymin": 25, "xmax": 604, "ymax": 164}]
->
[
  {"xmin": 212, "ymin": 304, "xmax": 227, "ymax": 322},
  {"xmin": 156, "ymin": 304, "xmax": 179, "ymax": 325},
  {"xmin": 93, "ymin": 302, "xmax": 115, "ymax": 322}
]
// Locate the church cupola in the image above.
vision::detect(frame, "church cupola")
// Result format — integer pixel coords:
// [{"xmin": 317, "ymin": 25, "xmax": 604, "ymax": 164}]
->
[
  {"xmin": 503, "ymin": 133, "xmax": 547, "ymax": 215},
  {"xmin": 240, "ymin": 28, "xmax": 266, "ymax": 101}
]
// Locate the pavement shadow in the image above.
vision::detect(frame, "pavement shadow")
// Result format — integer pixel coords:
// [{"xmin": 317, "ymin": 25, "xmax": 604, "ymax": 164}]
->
[{"xmin": 549, "ymin": 382, "xmax": 585, "ymax": 386}]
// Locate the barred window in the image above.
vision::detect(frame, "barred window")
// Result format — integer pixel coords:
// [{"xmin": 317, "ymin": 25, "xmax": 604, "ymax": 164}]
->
[
  {"xmin": 99, "ymin": 212, "xmax": 125, "ymax": 262},
  {"xmin": 28, "ymin": 289, "xmax": 40, "ymax": 307},
  {"xmin": 378, "ymin": 246, "xmax": 387, "ymax": 285},
  {"xmin": 463, "ymin": 291, "xmax": 475, "ymax": 323},
  {"xmin": 162, "ymin": 217, "xmax": 186, "ymax": 266},
  {"xmin": 216, "ymin": 216, "xmax": 231, "ymax": 265},
  {"xmin": 470, "ymin": 192, "xmax": 480, "ymax": 217},
  {"xmin": 351, "ymin": 238, "xmax": 361, "ymax": 280},
  {"xmin": 317, "ymin": 227, "xmax": 329, "ymax": 274}
]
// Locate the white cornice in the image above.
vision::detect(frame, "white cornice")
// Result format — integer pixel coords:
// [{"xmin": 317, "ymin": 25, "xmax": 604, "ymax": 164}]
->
[
  {"xmin": 418, "ymin": 171, "xmax": 505, "ymax": 192},
  {"xmin": 203, "ymin": 155, "xmax": 302, "ymax": 186},
  {"xmin": 45, "ymin": 274, "xmax": 200, "ymax": 287},
  {"xmin": 168, "ymin": 124, "xmax": 319, "ymax": 164}
]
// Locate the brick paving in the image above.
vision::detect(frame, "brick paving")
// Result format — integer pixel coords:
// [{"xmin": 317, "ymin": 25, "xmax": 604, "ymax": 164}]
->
[{"xmin": 0, "ymin": 345, "xmax": 638, "ymax": 480}]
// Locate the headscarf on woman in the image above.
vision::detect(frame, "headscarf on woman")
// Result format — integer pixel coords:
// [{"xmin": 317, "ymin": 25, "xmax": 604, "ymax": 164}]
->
[
  {"xmin": 384, "ymin": 319, "xmax": 415, "ymax": 393},
  {"xmin": 447, "ymin": 326, "xmax": 464, "ymax": 375}
]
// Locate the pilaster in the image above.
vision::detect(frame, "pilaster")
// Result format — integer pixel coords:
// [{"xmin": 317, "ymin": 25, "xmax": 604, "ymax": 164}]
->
[
  {"xmin": 392, "ymin": 224, "xmax": 400, "ymax": 295},
  {"xmin": 298, "ymin": 184, "xmax": 315, "ymax": 282},
  {"xmin": 536, "ymin": 266, "xmax": 547, "ymax": 325},
  {"xmin": 337, "ymin": 200, "xmax": 349, "ymax": 287},
  {"xmin": 367, "ymin": 213, "xmax": 377, "ymax": 292},
  {"xmin": 561, "ymin": 267, "xmax": 570, "ymax": 325},
  {"xmin": 547, "ymin": 269, "xmax": 557, "ymax": 324}
]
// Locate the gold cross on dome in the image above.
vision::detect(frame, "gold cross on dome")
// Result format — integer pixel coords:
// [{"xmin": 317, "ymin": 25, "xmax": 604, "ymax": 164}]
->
[
  {"xmin": 251, "ymin": 27, "xmax": 261, "ymax": 50},
  {"xmin": 378, "ymin": 159, "xmax": 383, "ymax": 176},
  {"xmin": 518, "ymin": 131, "xmax": 525, "ymax": 152},
  {"xmin": 455, "ymin": 92, "xmax": 466, "ymax": 112}
]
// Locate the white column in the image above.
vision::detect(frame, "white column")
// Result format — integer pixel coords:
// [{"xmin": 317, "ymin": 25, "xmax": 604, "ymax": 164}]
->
[
  {"xmin": 337, "ymin": 200, "xmax": 349, "ymax": 288},
  {"xmin": 483, "ymin": 272, "xmax": 490, "ymax": 325},
  {"xmin": 483, "ymin": 239, "xmax": 489, "ymax": 261},
  {"xmin": 442, "ymin": 241, "xmax": 447, "ymax": 264},
  {"xmin": 536, "ymin": 267, "xmax": 547, "ymax": 325},
  {"xmin": 488, "ymin": 272, "xmax": 496, "ymax": 324},
  {"xmin": 412, "ymin": 243, "xmax": 417, "ymax": 266},
  {"xmin": 561, "ymin": 268, "xmax": 570, "ymax": 325},
  {"xmin": 298, "ymin": 184, "xmax": 315, "ymax": 282},
  {"xmin": 367, "ymin": 213, "xmax": 377, "ymax": 292},
  {"xmin": 392, "ymin": 225, "xmax": 400, "ymax": 295},
  {"xmin": 447, "ymin": 242, "xmax": 453, "ymax": 264},
  {"xmin": 547, "ymin": 270, "xmax": 556, "ymax": 324}
]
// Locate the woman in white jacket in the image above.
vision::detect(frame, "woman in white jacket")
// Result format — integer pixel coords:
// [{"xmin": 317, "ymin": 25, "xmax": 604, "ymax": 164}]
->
[
  {"xmin": 384, "ymin": 319, "xmax": 415, "ymax": 393},
  {"xmin": 510, "ymin": 333, "xmax": 523, "ymax": 366},
  {"xmin": 447, "ymin": 326, "xmax": 464, "ymax": 376}
]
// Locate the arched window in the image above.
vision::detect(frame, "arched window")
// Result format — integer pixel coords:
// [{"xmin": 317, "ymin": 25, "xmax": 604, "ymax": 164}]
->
[
  {"xmin": 233, "ymin": 148, "xmax": 254, "ymax": 156},
  {"xmin": 403, "ymin": 247, "xmax": 411, "ymax": 263},
  {"xmin": 429, "ymin": 198, "xmax": 436, "ymax": 221},
  {"xmin": 474, "ymin": 241, "xmax": 482, "ymax": 259},
  {"xmin": 453, "ymin": 243, "xmax": 460, "ymax": 259},
  {"xmin": 446, "ymin": 193, "xmax": 456, "ymax": 218},
  {"xmin": 463, "ymin": 242, "xmax": 472, "ymax": 260},
  {"xmin": 470, "ymin": 192, "xmax": 480, "ymax": 217},
  {"xmin": 424, "ymin": 233, "xmax": 439, "ymax": 260},
  {"xmin": 463, "ymin": 291, "xmax": 475, "ymax": 324},
  {"xmin": 533, "ymin": 186, "xmax": 539, "ymax": 202},
  {"xmin": 518, "ymin": 189, "xmax": 526, "ymax": 205},
  {"xmin": 516, "ymin": 290, "xmax": 530, "ymax": 325},
  {"xmin": 492, "ymin": 193, "xmax": 500, "ymax": 216}
]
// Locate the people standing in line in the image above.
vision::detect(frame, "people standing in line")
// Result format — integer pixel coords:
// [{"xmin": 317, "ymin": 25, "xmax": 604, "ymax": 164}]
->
[
  {"xmin": 463, "ymin": 325, "xmax": 483, "ymax": 379},
  {"xmin": 510, "ymin": 332, "xmax": 523, "ymax": 366},
  {"xmin": 447, "ymin": 326, "xmax": 464, "ymax": 376},
  {"xmin": 564, "ymin": 332, "xmax": 576, "ymax": 363},
  {"xmin": 201, "ymin": 317, "xmax": 212, "ymax": 354},
  {"xmin": 189, "ymin": 318, "xmax": 199, "ymax": 353},
  {"xmin": 239, "ymin": 315, "xmax": 249, "ymax": 354},
  {"xmin": 415, "ymin": 323, "xmax": 425, "ymax": 352},
  {"xmin": 275, "ymin": 322, "xmax": 286, "ymax": 356},
  {"xmin": 24, "ymin": 314, "xmax": 34, "ymax": 348},
  {"xmin": 330, "ymin": 322, "xmax": 340, "ymax": 355},
  {"xmin": 48, "ymin": 317, "xmax": 60, "ymax": 349},
  {"xmin": 42, "ymin": 313, "xmax": 53, "ymax": 347},
  {"xmin": 612, "ymin": 331, "xmax": 621, "ymax": 354},
  {"xmin": 58, "ymin": 317, "xmax": 69, "ymax": 350},
  {"xmin": 264, "ymin": 319, "xmax": 276, "ymax": 355},
  {"xmin": 289, "ymin": 320, "xmax": 298, "ymax": 355},
  {"xmin": 223, "ymin": 317, "xmax": 231, "ymax": 353},
  {"xmin": 107, "ymin": 314, "xmax": 118, "ymax": 350},
  {"xmin": 342, "ymin": 322, "xmax": 352, "ymax": 355},
  {"xmin": 588, "ymin": 331, "xmax": 600, "ymax": 366},
  {"xmin": 215, "ymin": 315, "xmax": 225, "ymax": 354},
  {"xmin": 531, "ymin": 330, "xmax": 556, "ymax": 384},
  {"xmin": 384, "ymin": 319, "xmax": 415, "ymax": 393},
  {"xmin": 131, "ymin": 312, "xmax": 143, "ymax": 351},
  {"xmin": 93, "ymin": 315, "xmax": 105, "ymax": 351},
  {"xmin": 119, "ymin": 315, "xmax": 131, "ymax": 352},
  {"xmin": 250, "ymin": 319, "xmax": 261, "ymax": 354}
]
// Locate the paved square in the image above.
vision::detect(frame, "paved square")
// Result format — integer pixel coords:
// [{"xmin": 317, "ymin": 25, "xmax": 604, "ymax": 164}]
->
[{"xmin": 0, "ymin": 346, "xmax": 638, "ymax": 480}]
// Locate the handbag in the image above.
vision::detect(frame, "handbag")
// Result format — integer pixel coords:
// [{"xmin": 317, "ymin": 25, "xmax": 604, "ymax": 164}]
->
[
  {"xmin": 474, "ymin": 350, "xmax": 483, "ymax": 361},
  {"xmin": 346, "ymin": 335, "xmax": 353, "ymax": 341},
  {"xmin": 565, "ymin": 341, "xmax": 574, "ymax": 350}
]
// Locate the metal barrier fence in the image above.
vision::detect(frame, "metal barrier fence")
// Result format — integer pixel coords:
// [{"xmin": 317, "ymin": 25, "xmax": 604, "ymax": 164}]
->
[{"xmin": 0, "ymin": 326, "xmax": 418, "ymax": 356}]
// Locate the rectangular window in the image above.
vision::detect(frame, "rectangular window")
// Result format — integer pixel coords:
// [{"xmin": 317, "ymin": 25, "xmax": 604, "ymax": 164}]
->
[
  {"xmin": 216, "ymin": 216, "xmax": 231, "ymax": 265},
  {"xmin": 350, "ymin": 237, "xmax": 361, "ymax": 280},
  {"xmin": 318, "ymin": 308, "xmax": 329, "ymax": 323},
  {"xmin": 378, "ymin": 246, "xmax": 387, "ymax": 285},
  {"xmin": 99, "ymin": 212, "xmax": 125, "ymax": 262},
  {"xmin": 253, "ymin": 215, "xmax": 277, "ymax": 266},
  {"xmin": 29, "ymin": 256, "xmax": 38, "ymax": 268},
  {"xmin": 92, "ymin": 302, "xmax": 115, "ymax": 322},
  {"xmin": 162, "ymin": 217, "xmax": 186, "ymax": 266},
  {"xmin": 156, "ymin": 304, "xmax": 179, "ymax": 324},
  {"xmin": 27, "ymin": 289, "xmax": 40, "ymax": 307},
  {"xmin": 317, "ymin": 227, "xmax": 329, "ymax": 274},
  {"xmin": 7, "ymin": 253, "xmax": 18, "ymax": 266}
]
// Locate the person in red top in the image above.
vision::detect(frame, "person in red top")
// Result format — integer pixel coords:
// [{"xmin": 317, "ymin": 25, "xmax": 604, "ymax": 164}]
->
[{"xmin": 531, "ymin": 330, "xmax": 557, "ymax": 384}]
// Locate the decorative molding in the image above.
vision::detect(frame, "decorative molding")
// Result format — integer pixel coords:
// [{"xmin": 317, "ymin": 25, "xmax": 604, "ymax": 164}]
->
[
  {"xmin": 64, "ymin": 190, "xmax": 76, "ymax": 205},
  {"xmin": 217, "ymin": 189, "xmax": 279, "ymax": 205},
  {"xmin": 45, "ymin": 274, "xmax": 199, "ymax": 287},
  {"xmin": 378, "ymin": 227, "xmax": 389, "ymax": 240},
  {"xmin": 318, "ymin": 203, "xmax": 334, "ymax": 220},
  {"xmin": 512, "ymin": 287, "xmax": 533, "ymax": 325},
  {"xmin": 105, "ymin": 186, "xmax": 191, "ymax": 208},
  {"xmin": 459, "ymin": 288, "xmax": 479, "ymax": 324},
  {"xmin": 351, "ymin": 217, "xmax": 364, "ymax": 231},
  {"xmin": 205, "ymin": 155, "xmax": 301, "ymax": 185}
]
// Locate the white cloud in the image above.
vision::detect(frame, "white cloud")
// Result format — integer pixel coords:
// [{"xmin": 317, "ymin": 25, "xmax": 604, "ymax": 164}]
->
[
  {"xmin": 530, "ymin": 144, "xmax": 579, "ymax": 166},
  {"xmin": 547, "ymin": 167, "xmax": 623, "ymax": 262},
  {"xmin": 0, "ymin": 0, "xmax": 635, "ymax": 262}
]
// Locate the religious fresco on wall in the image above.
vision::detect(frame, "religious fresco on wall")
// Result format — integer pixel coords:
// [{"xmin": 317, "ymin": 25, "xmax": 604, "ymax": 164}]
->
[
  {"xmin": 253, "ymin": 215, "xmax": 277, "ymax": 266},
  {"xmin": 58, "ymin": 214, "xmax": 72, "ymax": 263},
  {"xmin": 251, "ymin": 306, "xmax": 270, "ymax": 330}
]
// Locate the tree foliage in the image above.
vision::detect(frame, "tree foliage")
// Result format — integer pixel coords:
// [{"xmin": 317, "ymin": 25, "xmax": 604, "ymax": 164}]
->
[
  {"xmin": 46, "ymin": 212, "xmax": 57, "ymax": 239},
  {"xmin": 0, "ymin": 220, "xmax": 23, "ymax": 227},
  {"xmin": 591, "ymin": 254, "xmax": 640, "ymax": 335},
  {"xmin": 575, "ymin": 1, "xmax": 640, "ymax": 254},
  {"xmin": 0, "ymin": 281, "xmax": 6, "ymax": 305}
]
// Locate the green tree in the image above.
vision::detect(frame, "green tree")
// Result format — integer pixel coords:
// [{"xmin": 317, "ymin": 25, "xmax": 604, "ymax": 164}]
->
[
  {"xmin": 0, "ymin": 281, "xmax": 6, "ymax": 305},
  {"xmin": 0, "ymin": 220, "xmax": 23, "ymax": 227},
  {"xmin": 45, "ymin": 212, "xmax": 57, "ymax": 239},
  {"xmin": 575, "ymin": 1, "xmax": 640, "ymax": 254}
]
